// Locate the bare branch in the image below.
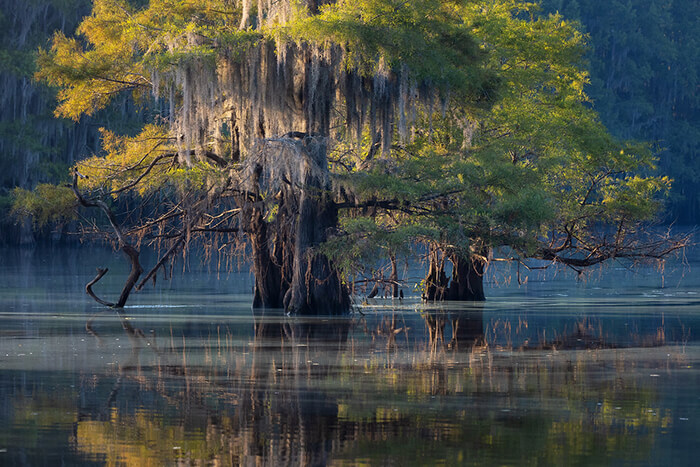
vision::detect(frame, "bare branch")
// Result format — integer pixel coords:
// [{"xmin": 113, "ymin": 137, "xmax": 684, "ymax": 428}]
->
[
  {"xmin": 86, "ymin": 268, "xmax": 116, "ymax": 307},
  {"xmin": 136, "ymin": 237, "xmax": 184, "ymax": 291},
  {"xmin": 71, "ymin": 171, "xmax": 143, "ymax": 308}
]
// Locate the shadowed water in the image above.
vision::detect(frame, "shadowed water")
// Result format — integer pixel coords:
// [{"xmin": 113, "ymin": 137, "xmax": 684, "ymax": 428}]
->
[{"xmin": 1, "ymin": 247, "xmax": 699, "ymax": 466}]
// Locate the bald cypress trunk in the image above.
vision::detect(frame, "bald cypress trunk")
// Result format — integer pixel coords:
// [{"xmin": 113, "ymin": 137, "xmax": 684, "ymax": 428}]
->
[
  {"xmin": 446, "ymin": 255, "xmax": 485, "ymax": 301},
  {"xmin": 423, "ymin": 249, "xmax": 486, "ymax": 302},
  {"xmin": 423, "ymin": 246, "xmax": 449, "ymax": 301},
  {"xmin": 248, "ymin": 137, "xmax": 349, "ymax": 315},
  {"xmin": 250, "ymin": 208, "xmax": 285, "ymax": 308},
  {"xmin": 282, "ymin": 141, "xmax": 349, "ymax": 315}
]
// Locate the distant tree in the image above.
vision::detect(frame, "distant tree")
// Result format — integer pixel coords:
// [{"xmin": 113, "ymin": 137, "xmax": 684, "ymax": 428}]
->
[{"xmin": 23, "ymin": 0, "xmax": 687, "ymax": 312}]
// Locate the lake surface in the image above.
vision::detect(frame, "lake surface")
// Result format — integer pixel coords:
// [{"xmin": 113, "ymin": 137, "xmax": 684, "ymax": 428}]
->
[{"xmin": 1, "ymin": 246, "xmax": 699, "ymax": 466}]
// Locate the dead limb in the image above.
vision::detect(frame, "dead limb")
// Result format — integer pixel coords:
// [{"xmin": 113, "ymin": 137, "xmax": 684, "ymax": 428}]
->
[
  {"xmin": 136, "ymin": 237, "xmax": 184, "ymax": 291},
  {"xmin": 86, "ymin": 268, "xmax": 115, "ymax": 307},
  {"xmin": 71, "ymin": 171, "xmax": 144, "ymax": 308}
]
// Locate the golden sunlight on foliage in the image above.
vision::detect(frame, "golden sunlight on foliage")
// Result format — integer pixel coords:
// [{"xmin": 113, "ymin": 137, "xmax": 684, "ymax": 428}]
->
[
  {"xmin": 23, "ymin": 0, "xmax": 688, "ymax": 312},
  {"xmin": 76, "ymin": 125, "xmax": 173, "ymax": 195}
]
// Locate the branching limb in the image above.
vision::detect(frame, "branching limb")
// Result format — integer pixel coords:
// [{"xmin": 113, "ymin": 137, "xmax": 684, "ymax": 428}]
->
[
  {"xmin": 71, "ymin": 171, "xmax": 143, "ymax": 308},
  {"xmin": 110, "ymin": 154, "xmax": 174, "ymax": 195}
]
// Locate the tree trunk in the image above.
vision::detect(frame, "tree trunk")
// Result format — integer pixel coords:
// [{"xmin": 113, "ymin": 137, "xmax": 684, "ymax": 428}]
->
[
  {"xmin": 283, "ymin": 175, "xmax": 349, "ymax": 314},
  {"xmin": 250, "ymin": 207, "xmax": 285, "ymax": 308},
  {"xmin": 389, "ymin": 254, "xmax": 399, "ymax": 298},
  {"xmin": 423, "ymin": 247, "xmax": 486, "ymax": 302},
  {"xmin": 246, "ymin": 163, "xmax": 284, "ymax": 308},
  {"xmin": 446, "ymin": 254, "xmax": 485, "ymax": 301},
  {"xmin": 245, "ymin": 138, "xmax": 347, "ymax": 315}
]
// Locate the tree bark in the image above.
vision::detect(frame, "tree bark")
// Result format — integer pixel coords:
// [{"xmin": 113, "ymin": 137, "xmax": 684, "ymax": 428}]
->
[
  {"xmin": 283, "ymin": 186, "xmax": 349, "ymax": 314},
  {"xmin": 389, "ymin": 254, "xmax": 399, "ymax": 298},
  {"xmin": 282, "ymin": 141, "xmax": 349, "ymax": 315},
  {"xmin": 423, "ymin": 245, "xmax": 449, "ymax": 301},
  {"xmin": 250, "ymin": 207, "xmax": 284, "ymax": 308},
  {"xmin": 115, "ymin": 245, "xmax": 143, "ymax": 308},
  {"xmin": 72, "ymin": 171, "xmax": 143, "ymax": 309},
  {"xmin": 247, "ymin": 163, "xmax": 286, "ymax": 308},
  {"xmin": 446, "ymin": 254, "xmax": 485, "ymax": 301},
  {"xmin": 247, "ymin": 138, "xmax": 349, "ymax": 314},
  {"xmin": 423, "ymin": 247, "xmax": 486, "ymax": 302}
]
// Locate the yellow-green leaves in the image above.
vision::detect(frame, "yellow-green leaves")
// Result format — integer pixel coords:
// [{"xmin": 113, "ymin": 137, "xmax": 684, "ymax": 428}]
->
[
  {"xmin": 36, "ymin": 0, "xmax": 259, "ymax": 120},
  {"xmin": 36, "ymin": 0, "xmax": 153, "ymax": 119},
  {"xmin": 76, "ymin": 124, "xmax": 173, "ymax": 196},
  {"xmin": 11, "ymin": 184, "xmax": 77, "ymax": 227},
  {"xmin": 73, "ymin": 124, "xmax": 227, "ymax": 198},
  {"xmin": 29, "ymin": 0, "xmax": 673, "ymax": 268},
  {"xmin": 601, "ymin": 175, "xmax": 671, "ymax": 221}
]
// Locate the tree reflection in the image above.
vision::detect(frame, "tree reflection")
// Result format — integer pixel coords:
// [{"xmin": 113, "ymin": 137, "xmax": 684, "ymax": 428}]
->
[
  {"xmin": 56, "ymin": 309, "xmax": 692, "ymax": 465},
  {"xmin": 421, "ymin": 304, "xmax": 486, "ymax": 352}
]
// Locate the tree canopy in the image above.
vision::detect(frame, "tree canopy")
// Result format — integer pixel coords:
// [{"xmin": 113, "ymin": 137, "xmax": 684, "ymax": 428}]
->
[{"xmin": 21, "ymin": 0, "xmax": 687, "ymax": 313}]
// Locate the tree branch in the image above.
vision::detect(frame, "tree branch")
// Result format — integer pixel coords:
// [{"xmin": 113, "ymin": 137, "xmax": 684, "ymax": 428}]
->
[
  {"xmin": 86, "ymin": 268, "xmax": 116, "ymax": 307},
  {"xmin": 136, "ymin": 237, "xmax": 184, "ymax": 291},
  {"xmin": 71, "ymin": 171, "xmax": 143, "ymax": 308}
]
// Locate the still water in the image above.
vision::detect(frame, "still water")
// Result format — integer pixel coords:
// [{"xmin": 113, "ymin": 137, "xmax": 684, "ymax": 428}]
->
[{"xmin": 1, "ymin": 247, "xmax": 699, "ymax": 466}]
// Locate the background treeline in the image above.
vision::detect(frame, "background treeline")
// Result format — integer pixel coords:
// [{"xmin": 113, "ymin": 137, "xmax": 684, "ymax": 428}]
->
[
  {"xmin": 0, "ymin": 0, "xmax": 697, "ymax": 245},
  {"xmin": 0, "ymin": 0, "xmax": 147, "ymax": 245},
  {"xmin": 541, "ymin": 0, "xmax": 699, "ymax": 223},
  {"xmin": 0, "ymin": 0, "xmax": 92, "ymax": 244}
]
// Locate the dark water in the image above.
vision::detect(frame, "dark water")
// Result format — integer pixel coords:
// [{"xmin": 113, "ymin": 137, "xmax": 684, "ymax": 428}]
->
[{"xmin": 1, "ymin": 247, "xmax": 699, "ymax": 466}]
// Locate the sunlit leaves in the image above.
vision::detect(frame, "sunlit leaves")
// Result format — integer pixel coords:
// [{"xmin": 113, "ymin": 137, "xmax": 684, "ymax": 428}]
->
[
  {"xmin": 36, "ymin": 0, "xmax": 259, "ymax": 120},
  {"xmin": 11, "ymin": 184, "xmax": 77, "ymax": 227},
  {"xmin": 75, "ymin": 124, "xmax": 170, "ymax": 194},
  {"xmin": 28, "ymin": 0, "xmax": 674, "ymax": 278},
  {"xmin": 36, "ymin": 32, "xmax": 146, "ymax": 119}
]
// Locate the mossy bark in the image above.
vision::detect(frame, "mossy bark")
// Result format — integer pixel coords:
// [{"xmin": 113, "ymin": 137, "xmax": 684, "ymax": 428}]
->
[
  {"xmin": 282, "ymin": 152, "xmax": 349, "ymax": 315},
  {"xmin": 250, "ymin": 208, "xmax": 285, "ymax": 308},
  {"xmin": 249, "ymin": 138, "xmax": 349, "ymax": 315},
  {"xmin": 423, "ymin": 246, "xmax": 450, "ymax": 301}
]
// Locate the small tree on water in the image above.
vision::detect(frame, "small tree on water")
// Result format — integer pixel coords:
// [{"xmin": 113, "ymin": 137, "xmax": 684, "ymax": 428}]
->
[{"xmin": 22, "ymin": 0, "xmax": 687, "ymax": 312}]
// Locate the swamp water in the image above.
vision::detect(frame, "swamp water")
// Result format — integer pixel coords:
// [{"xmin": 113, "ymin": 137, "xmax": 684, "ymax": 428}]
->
[{"xmin": 1, "ymin": 247, "xmax": 699, "ymax": 466}]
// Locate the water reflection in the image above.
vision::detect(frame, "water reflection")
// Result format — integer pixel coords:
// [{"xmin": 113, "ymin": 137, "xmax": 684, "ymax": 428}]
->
[
  {"xmin": 421, "ymin": 305, "xmax": 486, "ymax": 352},
  {"xmin": 1, "ymin": 309, "xmax": 673, "ymax": 465},
  {"xmin": 71, "ymin": 311, "xmax": 354, "ymax": 465},
  {"xmin": 1, "ymin": 247, "xmax": 699, "ymax": 465}
]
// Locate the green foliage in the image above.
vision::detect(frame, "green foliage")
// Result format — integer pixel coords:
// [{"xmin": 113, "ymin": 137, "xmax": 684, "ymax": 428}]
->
[
  {"xmin": 286, "ymin": 0, "xmax": 497, "ymax": 101},
  {"xmin": 73, "ymin": 124, "xmax": 225, "ymax": 197},
  {"xmin": 324, "ymin": 0, "xmax": 672, "ymax": 275},
  {"xmin": 540, "ymin": 0, "xmax": 700, "ymax": 223},
  {"xmin": 76, "ymin": 124, "xmax": 171, "ymax": 194},
  {"xmin": 11, "ymin": 184, "xmax": 77, "ymax": 227},
  {"xmin": 36, "ymin": 0, "xmax": 261, "ymax": 120},
  {"xmin": 0, "ymin": 0, "xmax": 95, "ymax": 239},
  {"xmin": 24, "ymin": 0, "xmax": 675, "ymax": 283}
]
